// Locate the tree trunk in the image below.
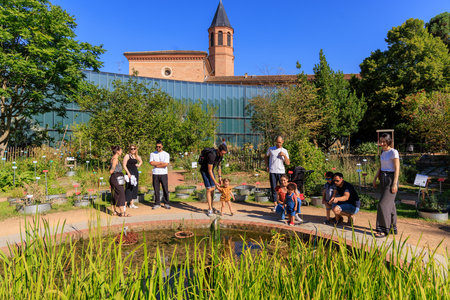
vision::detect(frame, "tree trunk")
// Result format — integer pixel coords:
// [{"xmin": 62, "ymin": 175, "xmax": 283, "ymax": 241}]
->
[{"xmin": 0, "ymin": 141, "xmax": 8, "ymax": 158}]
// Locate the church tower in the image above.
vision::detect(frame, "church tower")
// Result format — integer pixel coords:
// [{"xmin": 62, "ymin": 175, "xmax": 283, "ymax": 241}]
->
[{"xmin": 208, "ymin": 0, "xmax": 234, "ymax": 76}]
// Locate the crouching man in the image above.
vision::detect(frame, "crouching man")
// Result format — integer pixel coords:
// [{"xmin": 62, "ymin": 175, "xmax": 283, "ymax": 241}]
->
[{"xmin": 329, "ymin": 172, "xmax": 360, "ymax": 225}]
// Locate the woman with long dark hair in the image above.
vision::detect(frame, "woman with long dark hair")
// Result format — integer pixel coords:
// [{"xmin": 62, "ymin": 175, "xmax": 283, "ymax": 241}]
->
[
  {"xmin": 372, "ymin": 133, "xmax": 399, "ymax": 237},
  {"xmin": 123, "ymin": 144, "xmax": 143, "ymax": 209},
  {"xmin": 109, "ymin": 145, "xmax": 128, "ymax": 217}
]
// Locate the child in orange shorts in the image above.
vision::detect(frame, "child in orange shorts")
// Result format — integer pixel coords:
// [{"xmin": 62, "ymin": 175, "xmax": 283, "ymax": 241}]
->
[{"xmin": 216, "ymin": 178, "xmax": 235, "ymax": 216}]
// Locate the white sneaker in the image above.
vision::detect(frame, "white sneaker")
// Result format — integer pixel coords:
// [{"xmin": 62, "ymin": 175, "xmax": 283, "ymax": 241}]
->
[
  {"xmin": 296, "ymin": 215, "xmax": 303, "ymax": 223},
  {"xmin": 131, "ymin": 204, "xmax": 138, "ymax": 209}
]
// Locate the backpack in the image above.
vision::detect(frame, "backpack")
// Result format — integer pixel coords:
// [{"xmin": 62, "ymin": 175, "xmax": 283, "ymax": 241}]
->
[{"xmin": 198, "ymin": 148, "xmax": 216, "ymax": 166}]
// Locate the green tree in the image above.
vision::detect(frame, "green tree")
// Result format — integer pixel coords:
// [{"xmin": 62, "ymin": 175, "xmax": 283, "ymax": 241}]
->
[
  {"xmin": 0, "ymin": 0, "xmax": 104, "ymax": 155},
  {"xmin": 357, "ymin": 18, "xmax": 449, "ymax": 138},
  {"xmin": 248, "ymin": 66, "xmax": 322, "ymax": 147},
  {"xmin": 426, "ymin": 12, "xmax": 450, "ymax": 49},
  {"xmin": 283, "ymin": 138, "xmax": 326, "ymax": 195},
  {"xmin": 75, "ymin": 76, "xmax": 217, "ymax": 157},
  {"xmin": 401, "ymin": 91, "xmax": 449, "ymax": 152},
  {"xmin": 313, "ymin": 49, "xmax": 366, "ymax": 150}
]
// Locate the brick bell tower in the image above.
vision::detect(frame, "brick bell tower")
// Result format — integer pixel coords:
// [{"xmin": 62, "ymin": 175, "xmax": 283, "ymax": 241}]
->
[{"xmin": 208, "ymin": 0, "xmax": 234, "ymax": 76}]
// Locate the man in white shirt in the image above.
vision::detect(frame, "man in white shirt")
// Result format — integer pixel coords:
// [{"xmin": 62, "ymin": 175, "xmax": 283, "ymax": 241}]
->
[
  {"xmin": 150, "ymin": 141, "xmax": 171, "ymax": 209},
  {"xmin": 266, "ymin": 136, "xmax": 290, "ymax": 211}
]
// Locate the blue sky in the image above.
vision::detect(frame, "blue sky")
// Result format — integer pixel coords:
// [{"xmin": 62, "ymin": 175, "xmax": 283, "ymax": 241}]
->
[{"xmin": 52, "ymin": 0, "xmax": 448, "ymax": 76}]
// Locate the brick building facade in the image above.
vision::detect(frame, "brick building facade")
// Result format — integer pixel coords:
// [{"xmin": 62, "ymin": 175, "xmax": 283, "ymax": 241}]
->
[
  {"xmin": 124, "ymin": 1, "xmax": 234, "ymax": 82},
  {"xmin": 124, "ymin": 1, "xmax": 359, "ymax": 85}
]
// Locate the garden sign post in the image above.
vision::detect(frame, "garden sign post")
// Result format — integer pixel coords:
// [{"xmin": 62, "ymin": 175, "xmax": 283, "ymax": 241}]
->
[
  {"xmin": 33, "ymin": 160, "xmax": 37, "ymax": 177},
  {"xmin": 12, "ymin": 164, "xmax": 17, "ymax": 186},
  {"xmin": 191, "ymin": 162, "xmax": 198, "ymax": 183},
  {"xmin": 362, "ymin": 159, "xmax": 368, "ymax": 188},
  {"xmin": 356, "ymin": 163, "xmax": 362, "ymax": 192},
  {"xmin": 43, "ymin": 170, "xmax": 49, "ymax": 197}
]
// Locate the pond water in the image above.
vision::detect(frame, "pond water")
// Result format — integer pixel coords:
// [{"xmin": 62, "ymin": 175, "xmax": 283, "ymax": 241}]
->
[{"xmin": 116, "ymin": 228, "xmax": 285, "ymax": 263}]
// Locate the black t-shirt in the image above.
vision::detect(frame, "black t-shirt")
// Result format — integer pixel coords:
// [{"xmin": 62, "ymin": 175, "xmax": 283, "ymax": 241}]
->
[
  {"xmin": 335, "ymin": 181, "xmax": 360, "ymax": 208},
  {"xmin": 200, "ymin": 150, "xmax": 222, "ymax": 172}
]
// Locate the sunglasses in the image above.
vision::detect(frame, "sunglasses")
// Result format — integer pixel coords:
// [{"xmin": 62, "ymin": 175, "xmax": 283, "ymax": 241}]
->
[
  {"xmin": 156, "ymin": 145, "xmax": 162, "ymax": 148},
  {"xmin": 333, "ymin": 179, "xmax": 341, "ymax": 183},
  {"xmin": 325, "ymin": 178, "xmax": 332, "ymax": 180},
  {"xmin": 130, "ymin": 148, "xmax": 136, "ymax": 150}
]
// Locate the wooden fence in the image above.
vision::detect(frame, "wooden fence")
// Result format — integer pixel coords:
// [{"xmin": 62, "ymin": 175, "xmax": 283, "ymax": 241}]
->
[
  {"xmin": 227, "ymin": 150, "xmax": 265, "ymax": 170},
  {"xmin": 3, "ymin": 146, "xmax": 41, "ymax": 162}
]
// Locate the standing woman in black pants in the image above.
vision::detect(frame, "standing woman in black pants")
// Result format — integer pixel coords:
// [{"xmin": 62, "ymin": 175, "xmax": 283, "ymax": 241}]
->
[
  {"xmin": 373, "ymin": 133, "xmax": 399, "ymax": 237},
  {"xmin": 109, "ymin": 146, "xmax": 128, "ymax": 217},
  {"xmin": 123, "ymin": 144, "xmax": 143, "ymax": 209}
]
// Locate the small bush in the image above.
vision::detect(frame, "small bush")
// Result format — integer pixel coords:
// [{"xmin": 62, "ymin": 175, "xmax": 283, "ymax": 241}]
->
[
  {"xmin": 284, "ymin": 139, "xmax": 326, "ymax": 195},
  {"xmin": 359, "ymin": 193, "xmax": 377, "ymax": 210},
  {"xmin": 353, "ymin": 142, "xmax": 378, "ymax": 155}
]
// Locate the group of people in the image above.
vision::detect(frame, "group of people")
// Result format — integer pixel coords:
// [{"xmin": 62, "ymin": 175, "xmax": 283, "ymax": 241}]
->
[
  {"xmin": 109, "ymin": 133, "xmax": 400, "ymax": 238},
  {"xmin": 109, "ymin": 141, "xmax": 170, "ymax": 217},
  {"xmin": 264, "ymin": 134, "xmax": 399, "ymax": 237}
]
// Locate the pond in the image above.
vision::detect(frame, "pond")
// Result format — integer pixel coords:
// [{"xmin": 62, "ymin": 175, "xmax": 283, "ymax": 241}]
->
[
  {"xmin": 75, "ymin": 227, "xmax": 293, "ymax": 266},
  {"xmin": 1, "ymin": 221, "xmax": 446, "ymax": 299}
]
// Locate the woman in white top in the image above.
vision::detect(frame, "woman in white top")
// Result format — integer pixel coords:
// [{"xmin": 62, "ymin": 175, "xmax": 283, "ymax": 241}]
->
[{"xmin": 372, "ymin": 133, "xmax": 400, "ymax": 238}]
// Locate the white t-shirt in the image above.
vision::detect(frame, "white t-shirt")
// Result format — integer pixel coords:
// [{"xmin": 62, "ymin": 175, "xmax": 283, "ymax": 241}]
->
[
  {"xmin": 380, "ymin": 148, "xmax": 399, "ymax": 172},
  {"xmin": 266, "ymin": 146, "xmax": 289, "ymax": 174},
  {"xmin": 150, "ymin": 151, "xmax": 170, "ymax": 175}
]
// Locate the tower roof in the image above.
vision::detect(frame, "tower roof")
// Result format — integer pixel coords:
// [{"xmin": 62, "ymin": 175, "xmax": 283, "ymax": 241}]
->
[{"xmin": 210, "ymin": 0, "xmax": 232, "ymax": 28}]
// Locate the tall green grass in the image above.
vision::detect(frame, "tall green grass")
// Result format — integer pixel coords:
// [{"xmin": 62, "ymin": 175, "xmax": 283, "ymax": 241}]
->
[{"xmin": 0, "ymin": 218, "xmax": 448, "ymax": 299}]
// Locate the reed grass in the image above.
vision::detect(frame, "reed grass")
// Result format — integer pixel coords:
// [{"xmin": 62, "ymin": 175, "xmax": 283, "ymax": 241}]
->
[{"xmin": 0, "ymin": 218, "xmax": 447, "ymax": 299}]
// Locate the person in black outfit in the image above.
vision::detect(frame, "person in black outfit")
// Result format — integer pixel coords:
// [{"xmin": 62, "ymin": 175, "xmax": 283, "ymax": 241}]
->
[
  {"xmin": 199, "ymin": 144, "xmax": 228, "ymax": 216},
  {"xmin": 123, "ymin": 144, "xmax": 143, "ymax": 209},
  {"xmin": 329, "ymin": 172, "xmax": 360, "ymax": 225},
  {"xmin": 109, "ymin": 145, "xmax": 128, "ymax": 217}
]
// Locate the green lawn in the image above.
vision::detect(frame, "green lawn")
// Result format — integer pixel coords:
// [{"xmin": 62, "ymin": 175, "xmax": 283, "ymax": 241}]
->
[{"xmin": 0, "ymin": 201, "xmax": 19, "ymax": 221}]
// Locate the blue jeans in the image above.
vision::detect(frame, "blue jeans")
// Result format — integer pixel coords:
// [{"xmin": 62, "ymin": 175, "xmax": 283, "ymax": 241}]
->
[
  {"xmin": 269, "ymin": 173, "xmax": 283, "ymax": 203},
  {"xmin": 333, "ymin": 203, "xmax": 359, "ymax": 215},
  {"xmin": 275, "ymin": 203, "xmax": 285, "ymax": 219},
  {"xmin": 296, "ymin": 198, "xmax": 301, "ymax": 214}
]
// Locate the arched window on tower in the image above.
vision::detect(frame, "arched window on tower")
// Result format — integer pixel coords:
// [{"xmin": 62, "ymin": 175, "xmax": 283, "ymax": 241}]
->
[
  {"xmin": 227, "ymin": 32, "xmax": 231, "ymax": 46},
  {"xmin": 218, "ymin": 31, "xmax": 223, "ymax": 45},
  {"xmin": 210, "ymin": 32, "xmax": 214, "ymax": 47}
]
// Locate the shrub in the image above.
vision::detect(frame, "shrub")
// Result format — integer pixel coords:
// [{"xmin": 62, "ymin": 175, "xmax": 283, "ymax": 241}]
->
[
  {"xmin": 353, "ymin": 142, "xmax": 378, "ymax": 155},
  {"xmin": 284, "ymin": 139, "xmax": 326, "ymax": 195},
  {"xmin": 359, "ymin": 193, "xmax": 378, "ymax": 210}
]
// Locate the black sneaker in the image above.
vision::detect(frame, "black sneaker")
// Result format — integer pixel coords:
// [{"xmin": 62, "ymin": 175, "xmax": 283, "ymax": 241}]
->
[{"xmin": 323, "ymin": 220, "xmax": 333, "ymax": 225}]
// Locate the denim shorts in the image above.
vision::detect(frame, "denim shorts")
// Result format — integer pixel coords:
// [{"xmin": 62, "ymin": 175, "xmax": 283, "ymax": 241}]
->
[
  {"xmin": 333, "ymin": 203, "xmax": 359, "ymax": 215},
  {"xmin": 200, "ymin": 170, "xmax": 215, "ymax": 188},
  {"xmin": 285, "ymin": 201, "xmax": 296, "ymax": 216}
]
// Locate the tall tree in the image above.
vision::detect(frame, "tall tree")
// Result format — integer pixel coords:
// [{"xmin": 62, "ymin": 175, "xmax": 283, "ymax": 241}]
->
[
  {"xmin": 75, "ymin": 77, "xmax": 217, "ymax": 157},
  {"xmin": 401, "ymin": 91, "xmax": 449, "ymax": 152},
  {"xmin": 248, "ymin": 65, "xmax": 323, "ymax": 148},
  {"xmin": 357, "ymin": 18, "xmax": 450, "ymax": 139},
  {"xmin": 0, "ymin": 0, "xmax": 104, "ymax": 156},
  {"xmin": 313, "ymin": 49, "xmax": 366, "ymax": 150},
  {"xmin": 426, "ymin": 12, "xmax": 450, "ymax": 49}
]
